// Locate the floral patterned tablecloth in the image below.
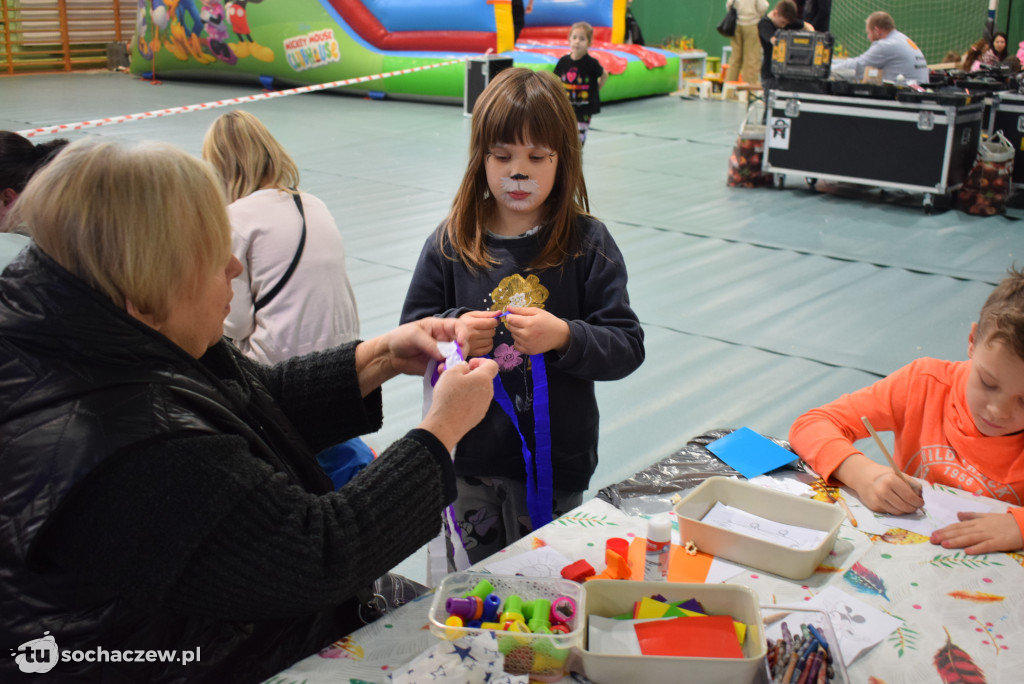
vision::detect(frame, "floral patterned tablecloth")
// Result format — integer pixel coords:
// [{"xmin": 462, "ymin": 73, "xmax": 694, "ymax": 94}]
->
[{"xmin": 269, "ymin": 483, "xmax": 1024, "ymax": 684}]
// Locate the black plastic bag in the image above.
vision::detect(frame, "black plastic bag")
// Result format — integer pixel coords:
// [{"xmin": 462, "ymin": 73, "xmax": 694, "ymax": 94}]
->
[
  {"xmin": 596, "ymin": 429, "xmax": 805, "ymax": 515},
  {"xmin": 358, "ymin": 573, "xmax": 429, "ymax": 624}
]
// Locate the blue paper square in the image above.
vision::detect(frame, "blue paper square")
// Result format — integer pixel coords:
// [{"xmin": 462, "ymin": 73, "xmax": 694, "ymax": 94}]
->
[{"xmin": 706, "ymin": 427, "xmax": 797, "ymax": 479}]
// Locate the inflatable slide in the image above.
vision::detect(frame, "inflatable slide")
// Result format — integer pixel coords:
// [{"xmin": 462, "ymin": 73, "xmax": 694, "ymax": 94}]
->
[{"xmin": 129, "ymin": 0, "xmax": 680, "ymax": 103}]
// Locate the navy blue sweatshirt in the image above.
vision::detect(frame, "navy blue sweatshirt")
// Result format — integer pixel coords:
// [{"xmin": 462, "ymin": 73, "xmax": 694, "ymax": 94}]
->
[{"xmin": 400, "ymin": 215, "xmax": 645, "ymax": 491}]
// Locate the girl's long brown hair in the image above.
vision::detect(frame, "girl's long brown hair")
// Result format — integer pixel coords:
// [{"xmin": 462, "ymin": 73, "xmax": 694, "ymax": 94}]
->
[{"xmin": 445, "ymin": 68, "xmax": 589, "ymax": 270}]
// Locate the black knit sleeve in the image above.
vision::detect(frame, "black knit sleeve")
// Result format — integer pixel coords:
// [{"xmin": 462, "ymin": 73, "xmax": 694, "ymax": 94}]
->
[
  {"xmin": 243, "ymin": 341, "xmax": 385, "ymax": 452},
  {"xmin": 38, "ymin": 431, "xmax": 455, "ymax": 622}
]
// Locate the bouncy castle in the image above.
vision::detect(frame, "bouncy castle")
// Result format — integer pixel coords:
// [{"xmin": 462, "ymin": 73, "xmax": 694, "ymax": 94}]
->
[{"xmin": 129, "ymin": 0, "xmax": 680, "ymax": 102}]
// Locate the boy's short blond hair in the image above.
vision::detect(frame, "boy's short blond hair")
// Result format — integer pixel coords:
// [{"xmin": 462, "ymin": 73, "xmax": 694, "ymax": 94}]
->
[
  {"xmin": 977, "ymin": 266, "xmax": 1024, "ymax": 359},
  {"xmin": 13, "ymin": 138, "xmax": 232, "ymax": 321},
  {"xmin": 570, "ymin": 21, "xmax": 594, "ymax": 43}
]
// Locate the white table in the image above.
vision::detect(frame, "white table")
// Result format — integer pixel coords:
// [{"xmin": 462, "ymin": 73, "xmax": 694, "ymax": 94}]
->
[{"xmin": 271, "ymin": 480, "xmax": 1024, "ymax": 683}]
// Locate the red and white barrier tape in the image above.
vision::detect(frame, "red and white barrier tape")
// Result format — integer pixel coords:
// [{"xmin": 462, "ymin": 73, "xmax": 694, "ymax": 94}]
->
[{"xmin": 16, "ymin": 57, "xmax": 466, "ymax": 138}]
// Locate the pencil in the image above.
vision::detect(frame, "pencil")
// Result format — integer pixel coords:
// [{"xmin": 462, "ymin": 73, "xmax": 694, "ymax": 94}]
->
[
  {"xmin": 861, "ymin": 415, "xmax": 925, "ymax": 500},
  {"xmin": 823, "ymin": 485, "xmax": 858, "ymax": 527}
]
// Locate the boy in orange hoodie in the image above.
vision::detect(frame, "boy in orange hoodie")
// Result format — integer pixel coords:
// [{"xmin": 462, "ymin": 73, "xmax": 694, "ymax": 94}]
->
[{"xmin": 790, "ymin": 268, "xmax": 1024, "ymax": 555}]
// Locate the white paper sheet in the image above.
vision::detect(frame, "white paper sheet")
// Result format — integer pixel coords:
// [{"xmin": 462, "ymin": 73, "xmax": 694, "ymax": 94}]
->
[
  {"xmin": 748, "ymin": 473, "xmax": 815, "ymax": 498},
  {"xmin": 701, "ymin": 502, "xmax": 829, "ymax": 550},
  {"xmin": 482, "ymin": 546, "xmax": 571, "ymax": 578},
  {"xmin": 586, "ymin": 615, "xmax": 646, "ymax": 656},
  {"xmin": 870, "ymin": 486, "xmax": 998, "ymax": 536},
  {"xmin": 802, "ymin": 586, "xmax": 903, "ymax": 666}
]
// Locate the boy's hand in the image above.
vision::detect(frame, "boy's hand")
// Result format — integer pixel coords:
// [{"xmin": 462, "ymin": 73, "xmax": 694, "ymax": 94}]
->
[
  {"xmin": 930, "ymin": 512, "xmax": 1024, "ymax": 554},
  {"xmin": 503, "ymin": 306, "xmax": 570, "ymax": 356},
  {"xmin": 458, "ymin": 310, "xmax": 500, "ymax": 357},
  {"xmin": 859, "ymin": 469, "xmax": 926, "ymax": 515},
  {"xmin": 836, "ymin": 455, "xmax": 924, "ymax": 515}
]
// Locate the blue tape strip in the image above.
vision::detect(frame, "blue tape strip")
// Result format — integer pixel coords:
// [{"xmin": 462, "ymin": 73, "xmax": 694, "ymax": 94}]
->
[{"xmin": 491, "ymin": 353, "xmax": 553, "ymax": 529}]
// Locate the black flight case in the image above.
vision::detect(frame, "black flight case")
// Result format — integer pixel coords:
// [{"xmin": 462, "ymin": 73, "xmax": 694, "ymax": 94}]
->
[
  {"xmin": 988, "ymin": 90, "xmax": 1024, "ymax": 189},
  {"xmin": 763, "ymin": 89, "xmax": 984, "ymax": 211}
]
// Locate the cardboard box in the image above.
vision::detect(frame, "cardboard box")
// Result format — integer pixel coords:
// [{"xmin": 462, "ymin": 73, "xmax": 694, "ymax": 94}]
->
[
  {"xmin": 579, "ymin": 580, "xmax": 766, "ymax": 684},
  {"xmin": 674, "ymin": 476, "xmax": 844, "ymax": 579},
  {"xmin": 427, "ymin": 572, "xmax": 584, "ymax": 679}
]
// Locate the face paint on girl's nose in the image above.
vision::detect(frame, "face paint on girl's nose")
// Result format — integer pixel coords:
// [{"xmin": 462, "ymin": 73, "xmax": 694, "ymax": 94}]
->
[{"xmin": 499, "ymin": 176, "xmax": 539, "ymax": 194}]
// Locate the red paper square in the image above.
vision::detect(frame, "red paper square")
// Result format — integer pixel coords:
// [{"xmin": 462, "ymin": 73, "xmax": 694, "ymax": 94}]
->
[{"xmin": 633, "ymin": 615, "xmax": 744, "ymax": 658}]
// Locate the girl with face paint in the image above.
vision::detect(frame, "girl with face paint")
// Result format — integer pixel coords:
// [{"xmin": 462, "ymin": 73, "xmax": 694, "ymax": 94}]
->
[{"xmin": 400, "ymin": 68, "xmax": 645, "ymax": 566}]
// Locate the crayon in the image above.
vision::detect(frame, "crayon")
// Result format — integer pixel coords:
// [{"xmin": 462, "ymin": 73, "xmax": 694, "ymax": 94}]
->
[
  {"xmin": 807, "ymin": 647, "xmax": 826, "ymax": 683},
  {"xmin": 807, "ymin": 624, "xmax": 831, "ymax": 660},
  {"xmin": 781, "ymin": 650, "xmax": 798, "ymax": 683}
]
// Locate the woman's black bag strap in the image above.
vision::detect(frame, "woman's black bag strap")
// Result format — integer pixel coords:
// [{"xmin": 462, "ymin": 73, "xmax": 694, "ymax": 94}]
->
[{"xmin": 253, "ymin": 190, "xmax": 306, "ymax": 313}]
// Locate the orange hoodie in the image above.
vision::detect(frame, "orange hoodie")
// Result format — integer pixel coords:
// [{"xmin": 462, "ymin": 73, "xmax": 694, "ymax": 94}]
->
[{"xmin": 789, "ymin": 358, "xmax": 1024, "ymax": 537}]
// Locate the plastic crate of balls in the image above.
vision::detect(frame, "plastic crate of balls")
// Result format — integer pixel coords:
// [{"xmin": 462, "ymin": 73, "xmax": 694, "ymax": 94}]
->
[{"xmin": 427, "ymin": 572, "xmax": 586, "ymax": 680}]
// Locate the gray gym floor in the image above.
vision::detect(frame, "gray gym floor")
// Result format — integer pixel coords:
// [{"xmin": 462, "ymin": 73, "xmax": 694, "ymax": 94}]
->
[{"xmin": 2, "ymin": 71, "xmax": 1021, "ymax": 582}]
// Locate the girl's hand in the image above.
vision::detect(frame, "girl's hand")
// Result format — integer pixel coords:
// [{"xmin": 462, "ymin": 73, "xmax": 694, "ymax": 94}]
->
[
  {"xmin": 503, "ymin": 305, "xmax": 570, "ymax": 356},
  {"xmin": 930, "ymin": 512, "xmax": 1024, "ymax": 554},
  {"xmin": 420, "ymin": 358, "xmax": 499, "ymax": 451},
  {"xmin": 458, "ymin": 310, "xmax": 500, "ymax": 357}
]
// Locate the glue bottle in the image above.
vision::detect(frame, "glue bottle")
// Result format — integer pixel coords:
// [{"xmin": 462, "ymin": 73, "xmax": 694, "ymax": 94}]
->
[{"xmin": 644, "ymin": 517, "xmax": 671, "ymax": 581}]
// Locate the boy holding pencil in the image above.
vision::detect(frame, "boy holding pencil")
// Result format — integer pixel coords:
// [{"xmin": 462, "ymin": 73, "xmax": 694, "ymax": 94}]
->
[{"xmin": 789, "ymin": 267, "xmax": 1024, "ymax": 554}]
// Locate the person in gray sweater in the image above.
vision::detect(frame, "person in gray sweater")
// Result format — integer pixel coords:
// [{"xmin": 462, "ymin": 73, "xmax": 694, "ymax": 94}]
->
[
  {"xmin": 831, "ymin": 10, "xmax": 929, "ymax": 83},
  {"xmin": 0, "ymin": 137, "xmax": 498, "ymax": 683}
]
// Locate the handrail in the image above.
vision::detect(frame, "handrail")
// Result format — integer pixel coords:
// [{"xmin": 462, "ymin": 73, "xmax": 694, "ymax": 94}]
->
[{"xmin": 1, "ymin": 0, "xmax": 135, "ymax": 75}]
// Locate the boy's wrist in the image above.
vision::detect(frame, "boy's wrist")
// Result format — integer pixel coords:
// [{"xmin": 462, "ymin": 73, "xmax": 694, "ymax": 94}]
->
[{"xmin": 834, "ymin": 452, "xmax": 885, "ymax": 492}]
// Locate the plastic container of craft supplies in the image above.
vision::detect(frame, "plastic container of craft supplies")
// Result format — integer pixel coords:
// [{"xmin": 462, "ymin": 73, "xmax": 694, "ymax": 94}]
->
[
  {"xmin": 762, "ymin": 605, "xmax": 849, "ymax": 683},
  {"xmin": 427, "ymin": 572, "xmax": 585, "ymax": 679},
  {"xmin": 578, "ymin": 580, "xmax": 767, "ymax": 684}
]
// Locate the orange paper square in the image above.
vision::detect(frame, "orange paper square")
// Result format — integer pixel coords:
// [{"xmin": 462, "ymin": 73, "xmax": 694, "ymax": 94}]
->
[{"xmin": 667, "ymin": 542, "xmax": 714, "ymax": 583}]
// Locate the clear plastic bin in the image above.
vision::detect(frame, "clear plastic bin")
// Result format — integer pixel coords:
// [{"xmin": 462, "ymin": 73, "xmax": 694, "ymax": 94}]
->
[
  {"xmin": 761, "ymin": 605, "xmax": 850, "ymax": 683},
  {"xmin": 427, "ymin": 572, "xmax": 585, "ymax": 680}
]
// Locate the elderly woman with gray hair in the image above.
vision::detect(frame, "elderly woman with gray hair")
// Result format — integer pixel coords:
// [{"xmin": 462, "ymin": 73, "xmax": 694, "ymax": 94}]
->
[{"xmin": 0, "ymin": 137, "xmax": 497, "ymax": 682}]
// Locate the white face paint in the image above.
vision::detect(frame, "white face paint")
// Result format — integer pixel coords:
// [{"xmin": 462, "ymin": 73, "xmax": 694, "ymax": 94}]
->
[
  {"xmin": 484, "ymin": 142, "xmax": 558, "ymax": 234},
  {"xmin": 498, "ymin": 176, "xmax": 541, "ymax": 211}
]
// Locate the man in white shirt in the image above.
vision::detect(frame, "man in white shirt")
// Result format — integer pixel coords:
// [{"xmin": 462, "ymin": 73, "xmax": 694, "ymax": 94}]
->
[{"xmin": 832, "ymin": 11, "xmax": 929, "ymax": 83}]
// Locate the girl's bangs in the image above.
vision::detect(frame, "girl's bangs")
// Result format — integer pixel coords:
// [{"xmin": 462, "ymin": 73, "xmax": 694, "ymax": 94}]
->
[{"xmin": 485, "ymin": 92, "xmax": 564, "ymax": 152}]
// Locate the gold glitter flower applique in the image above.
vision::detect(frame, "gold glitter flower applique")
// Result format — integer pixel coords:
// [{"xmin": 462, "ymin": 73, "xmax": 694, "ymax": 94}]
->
[{"xmin": 490, "ymin": 274, "xmax": 549, "ymax": 312}]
